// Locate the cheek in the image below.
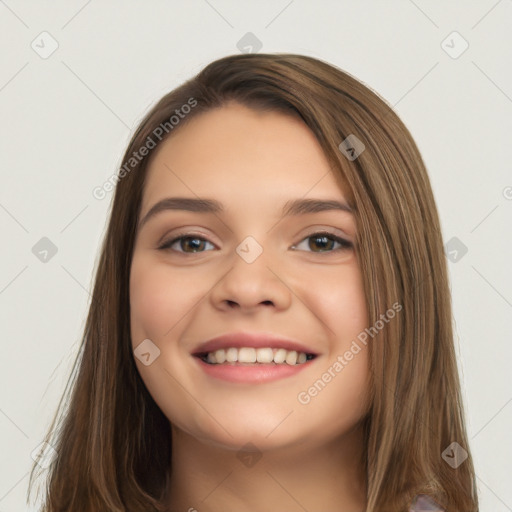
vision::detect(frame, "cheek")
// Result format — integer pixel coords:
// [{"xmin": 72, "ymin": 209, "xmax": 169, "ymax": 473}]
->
[
  {"xmin": 294, "ymin": 266, "xmax": 371, "ymax": 421},
  {"xmin": 296, "ymin": 279, "xmax": 371, "ymax": 437},
  {"xmin": 308, "ymin": 265, "xmax": 369, "ymax": 344},
  {"xmin": 128, "ymin": 255, "xmax": 204, "ymax": 432},
  {"xmin": 129, "ymin": 254, "xmax": 204, "ymax": 342},
  {"xmin": 297, "ymin": 347, "xmax": 370, "ymax": 443},
  {"xmin": 130, "ymin": 260, "xmax": 169, "ymax": 341}
]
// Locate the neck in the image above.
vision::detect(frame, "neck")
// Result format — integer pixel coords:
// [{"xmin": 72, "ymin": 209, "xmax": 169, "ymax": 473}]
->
[{"xmin": 165, "ymin": 422, "xmax": 368, "ymax": 512}]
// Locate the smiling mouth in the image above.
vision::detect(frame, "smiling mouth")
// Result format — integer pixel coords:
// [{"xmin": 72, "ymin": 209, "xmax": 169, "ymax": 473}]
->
[{"xmin": 195, "ymin": 347, "xmax": 317, "ymax": 366}]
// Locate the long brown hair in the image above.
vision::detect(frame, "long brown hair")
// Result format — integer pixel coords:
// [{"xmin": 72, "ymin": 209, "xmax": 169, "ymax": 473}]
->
[{"xmin": 27, "ymin": 53, "xmax": 479, "ymax": 511}]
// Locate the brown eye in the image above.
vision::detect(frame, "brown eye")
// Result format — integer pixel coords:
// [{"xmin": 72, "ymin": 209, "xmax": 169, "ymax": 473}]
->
[
  {"xmin": 158, "ymin": 231, "xmax": 352, "ymax": 255},
  {"xmin": 292, "ymin": 232, "xmax": 352, "ymax": 253},
  {"xmin": 159, "ymin": 235, "xmax": 215, "ymax": 253}
]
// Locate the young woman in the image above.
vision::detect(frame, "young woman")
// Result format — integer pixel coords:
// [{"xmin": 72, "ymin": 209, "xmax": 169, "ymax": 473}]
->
[{"xmin": 28, "ymin": 53, "xmax": 479, "ymax": 512}]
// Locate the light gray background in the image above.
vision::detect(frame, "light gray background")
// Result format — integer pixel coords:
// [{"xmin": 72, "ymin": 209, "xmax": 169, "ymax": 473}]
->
[{"xmin": 1, "ymin": 1, "xmax": 511, "ymax": 510}]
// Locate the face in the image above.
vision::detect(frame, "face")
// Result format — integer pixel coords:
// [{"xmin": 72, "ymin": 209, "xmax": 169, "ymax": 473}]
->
[{"xmin": 129, "ymin": 102, "xmax": 371, "ymax": 453}]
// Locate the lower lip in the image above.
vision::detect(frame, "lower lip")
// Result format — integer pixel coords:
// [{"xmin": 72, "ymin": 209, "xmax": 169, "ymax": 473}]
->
[{"xmin": 193, "ymin": 356, "xmax": 316, "ymax": 383}]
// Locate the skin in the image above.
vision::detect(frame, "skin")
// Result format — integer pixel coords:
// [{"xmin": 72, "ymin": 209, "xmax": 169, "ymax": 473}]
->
[{"xmin": 129, "ymin": 102, "xmax": 371, "ymax": 512}]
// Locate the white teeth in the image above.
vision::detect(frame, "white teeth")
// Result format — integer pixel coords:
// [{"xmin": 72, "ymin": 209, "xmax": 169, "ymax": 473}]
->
[
  {"xmin": 285, "ymin": 350, "xmax": 297, "ymax": 365},
  {"xmin": 226, "ymin": 347, "xmax": 238, "ymax": 362},
  {"xmin": 273, "ymin": 348, "xmax": 287, "ymax": 364},
  {"xmin": 256, "ymin": 347, "xmax": 274, "ymax": 363},
  {"xmin": 238, "ymin": 347, "xmax": 256, "ymax": 363},
  {"xmin": 203, "ymin": 347, "xmax": 314, "ymax": 365},
  {"xmin": 215, "ymin": 348, "xmax": 226, "ymax": 363}
]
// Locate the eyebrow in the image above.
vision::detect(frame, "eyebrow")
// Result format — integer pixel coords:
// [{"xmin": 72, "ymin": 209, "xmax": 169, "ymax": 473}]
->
[{"xmin": 138, "ymin": 196, "xmax": 353, "ymax": 229}]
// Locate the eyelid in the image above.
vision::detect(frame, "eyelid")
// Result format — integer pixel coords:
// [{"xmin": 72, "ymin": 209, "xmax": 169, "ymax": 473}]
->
[
  {"xmin": 159, "ymin": 224, "xmax": 352, "ymax": 244},
  {"xmin": 300, "ymin": 225, "xmax": 352, "ymax": 241},
  {"xmin": 158, "ymin": 227, "xmax": 218, "ymax": 246}
]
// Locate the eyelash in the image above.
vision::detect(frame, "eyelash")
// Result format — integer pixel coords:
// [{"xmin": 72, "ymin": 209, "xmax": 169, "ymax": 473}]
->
[{"xmin": 157, "ymin": 231, "xmax": 353, "ymax": 255}]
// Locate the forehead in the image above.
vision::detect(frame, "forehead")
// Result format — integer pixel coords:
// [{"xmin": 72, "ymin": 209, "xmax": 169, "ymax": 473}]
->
[{"xmin": 142, "ymin": 103, "xmax": 350, "ymax": 211}]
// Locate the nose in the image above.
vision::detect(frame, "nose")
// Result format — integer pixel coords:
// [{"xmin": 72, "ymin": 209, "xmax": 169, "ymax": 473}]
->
[{"xmin": 209, "ymin": 242, "xmax": 292, "ymax": 313}]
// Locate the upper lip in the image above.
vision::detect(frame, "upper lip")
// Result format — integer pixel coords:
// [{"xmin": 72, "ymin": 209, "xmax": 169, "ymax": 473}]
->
[{"xmin": 191, "ymin": 331, "xmax": 319, "ymax": 356}]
